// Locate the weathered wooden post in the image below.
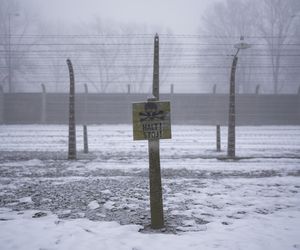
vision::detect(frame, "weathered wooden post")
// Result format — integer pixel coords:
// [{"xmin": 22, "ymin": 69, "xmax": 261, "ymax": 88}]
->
[
  {"xmin": 227, "ymin": 56, "xmax": 238, "ymax": 159},
  {"xmin": 132, "ymin": 34, "xmax": 171, "ymax": 229},
  {"xmin": 148, "ymin": 34, "xmax": 164, "ymax": 229},
  {"xmin": 83, "ymin": 84, "xmax": 88, "ymax": 153},
  {"xmin": 67, "ymin": 59, "xmax": 76, "ymax": 160},
  {"xmin": 41, "ymin": 84, "xmax": 46, "ymax": 124},
  {"xmin": 0, "ymin": 85, "xmax": 4, "ymax": 124}
]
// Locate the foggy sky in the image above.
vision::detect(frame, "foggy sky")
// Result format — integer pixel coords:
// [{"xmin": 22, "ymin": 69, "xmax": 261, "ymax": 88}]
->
[{"xmin": 24, "ymin": 0, "xmax": 215, "ymax": 33}]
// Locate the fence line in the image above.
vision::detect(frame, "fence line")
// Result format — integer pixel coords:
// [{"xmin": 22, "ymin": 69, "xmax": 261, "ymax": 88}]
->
[{"xmin": 1, "ymin": 93, "xmax": 299, "ymax": 125}]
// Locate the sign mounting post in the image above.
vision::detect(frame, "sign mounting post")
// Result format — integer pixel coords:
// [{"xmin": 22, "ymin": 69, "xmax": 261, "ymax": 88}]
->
[
  {"xmin": 132, "ymin": 34, "xmax": 171, "ymax": 229},
  {"xmin": 148, "ymin": 33, "xmax": 164, "ymax": 229}
]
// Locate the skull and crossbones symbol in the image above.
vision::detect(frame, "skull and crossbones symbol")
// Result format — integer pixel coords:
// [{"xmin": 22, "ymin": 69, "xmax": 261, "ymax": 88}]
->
[{"xmin": 139, "ymin": 102, "xmax": 165, "ymax": 122}]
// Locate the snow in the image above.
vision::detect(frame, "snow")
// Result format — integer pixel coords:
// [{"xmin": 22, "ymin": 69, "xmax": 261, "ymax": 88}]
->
[
  {"xmin": 103, "ymin": 201, "xmax": 116, "ymax": 211},
  {"xmin": 0, "ymin": 159, "xmax": 44, "ymax": 168},
  {"xmin": 101, "ymin": 189, "xmax": 112, "ymax": 195},
  {"xmin": 19, "ymin": 197, "xmax": 33, "ymax": 203},
  {"xmin": 88, "ymin": 201, "xmax": 100, "ymax": 210},
  {"xmin": 0, "ymin": 125, "xmax": 299, "ymax": 249},
  {"xmin": 0, "ymin": 209, "xmax": 299, "ymax": 250}
]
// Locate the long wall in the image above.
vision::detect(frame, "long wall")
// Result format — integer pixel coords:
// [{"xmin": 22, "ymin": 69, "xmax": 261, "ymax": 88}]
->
[{"xmin": 1, "ymin": 93, "xmax": 300, "ymax": 125}]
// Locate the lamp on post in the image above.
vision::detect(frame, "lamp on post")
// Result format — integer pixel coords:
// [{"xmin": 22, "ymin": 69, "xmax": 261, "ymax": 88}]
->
[
  {"xmin": 8, "ymin": 13, "xmax": 19, "ymax": 93},
  {"xmin": 227, "ymin": 37, "xmax": 251, "ymax": 159}
]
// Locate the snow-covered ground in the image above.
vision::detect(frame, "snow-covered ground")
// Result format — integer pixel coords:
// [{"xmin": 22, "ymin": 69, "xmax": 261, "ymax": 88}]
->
[{"xmin": 0, "ymin": 125, "xmax": 299, "ymax": 250}]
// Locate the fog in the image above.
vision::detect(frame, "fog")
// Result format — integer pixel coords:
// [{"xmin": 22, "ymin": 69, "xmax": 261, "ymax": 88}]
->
[
  {"xmin": 24, "ymin": 0, "xmax": 213, "ymax": 34},
  {"xmin": 0, "ymin": 2, "xmax": 300, "ymax": 246},
  {"xmin": 0, "ymin": 0, "xmax": 299, "ymax": 94}
]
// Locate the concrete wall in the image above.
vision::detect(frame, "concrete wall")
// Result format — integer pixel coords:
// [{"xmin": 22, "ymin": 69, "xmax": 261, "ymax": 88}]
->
[{"xmin": 1, "ymin": 93, "xmax": 300, "ymax": 125}]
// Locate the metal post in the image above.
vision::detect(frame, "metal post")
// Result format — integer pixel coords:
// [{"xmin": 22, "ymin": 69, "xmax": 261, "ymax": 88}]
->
[
  {"xmin": 148, "ymin": 34, "xmax": 164, "ymax": 229},
  {"xmin": 216, "ymin": 125, "xmax": 221, "ymax": 152},
  {"xmin": 227, "ymin": 56, "xmax": 238, "ymax": 159},
  {"xmin": 67, "ymin": 59, "xmax": 76, "ymax": 160},
  {"xmin": 298, "ymin": 85, "xmax": 300, "ymax": 95},
  {"xmin": 41, "ymin": 84, "xmax": 46, "ymax": 124}
]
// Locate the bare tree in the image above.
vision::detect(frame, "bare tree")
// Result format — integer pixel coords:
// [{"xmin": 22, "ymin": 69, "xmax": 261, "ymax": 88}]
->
[
  {"xmin": 253, "ymin": 0, "xmax": 300, "ymax": 93},
  {"xmin": 76, "ymin": 20, "xmax": 181, "ymax": 94},
  {"xmin": 0, "ymin": 0, "xmax": 38, "ymax": 92},
  {"xmin": 119, "ymin": 25, "xmax": 181, "ymax": 93},
  {"xmin": 289, "ymin": 12, "xmax": 300, "ymax": 92},
  {"xmin": 0, "ymin": 0, "xmax": 21, "ymax": 91},
  {"xmin": 34, "ymin": 22, "xmax": 80, "ymax": 92},
  {"xmin": 199, "ymin": 0, "xmax": 300, "ymax": 94},
  {"xmin": 199, "ymin": 0, "xmax": 258, "ymax": 93},
  {"xmin": 118, "ymin": 24, "xmax": 152, "ymax": 93},
  {"xmin": 77, "ymin": 19, "xmax": 122, "ymax": 93},
  {"xmin": 159, "ymin": 29, "xmax": 183, "ymax": 92}
]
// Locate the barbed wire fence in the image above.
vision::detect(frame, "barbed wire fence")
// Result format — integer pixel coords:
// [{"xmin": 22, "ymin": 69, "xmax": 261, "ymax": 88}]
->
[{"xmin": 0, "ymin": 33, "xmax": 299, "ymax": 94}]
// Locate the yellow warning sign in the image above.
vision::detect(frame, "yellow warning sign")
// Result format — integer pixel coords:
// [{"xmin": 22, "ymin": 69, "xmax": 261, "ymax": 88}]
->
[{"xmin": 132, "ymin": 101, "xmax": 171, "ymax": 140}]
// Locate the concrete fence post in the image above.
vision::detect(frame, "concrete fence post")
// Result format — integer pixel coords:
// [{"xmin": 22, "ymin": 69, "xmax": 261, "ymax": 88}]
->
[
  {"xmin": 83, "ymin": 125, "xmax": 88, "ymax": 153},
  {"xmin": 213, "ymin": 84, "xmax": 217, "ymax": 94},
  {"xmin": 170, "ymin": 84, "xmax": 174, "ymax": 94},
  {"xmin": 41, "ymin": 84, "xmax": 46, "ymax": 124},
  {"xmin": 227, "ymin": 56, "xmax": 238, "ymax": 159},
  {"xmin": 216, "ymin": 125, "xmax": 221, "ymax": 152},
  {"xmin": 213, "ymin": 84, "xmax": 220, "ymax": 151},
  {"xmin": 67, "ymin": 59, "xmax": 76, "ymax": 160},
  {"xmin": 255, "ymin": 84, "xmax": 261, "ymax": 125},
  {"xmin": 84, "ymin": 84, "xmax": 88, "ymax": 123},
  {"xmin": 0, "ymin": 85, "xmax": 4, "ymax": 124},
  {"xmin": 127, "ymin": 84, "xmax": 131, "ymax": 94},
  {"xmin": 255, "ymin": 85, "xmax": 260, "ymax": 95},
  {"xmin": 83, "ymin": 84, "xmax": 89, "ymax": 153}
]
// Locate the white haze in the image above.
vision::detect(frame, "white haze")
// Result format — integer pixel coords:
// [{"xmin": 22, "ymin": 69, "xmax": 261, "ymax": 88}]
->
[{"xmin": 22, "ymin": 0, "xmax": 214, "ymax": 34}]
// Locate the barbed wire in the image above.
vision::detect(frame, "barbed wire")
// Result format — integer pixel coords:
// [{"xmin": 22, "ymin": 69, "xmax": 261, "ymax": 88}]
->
[
  {"xmin": 1, "ymin": 34, "xmax": 299, "ymax": 93},
  {"xmin": 1, "ymin": 34, "xmax": 300, "ymax": 39}
]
